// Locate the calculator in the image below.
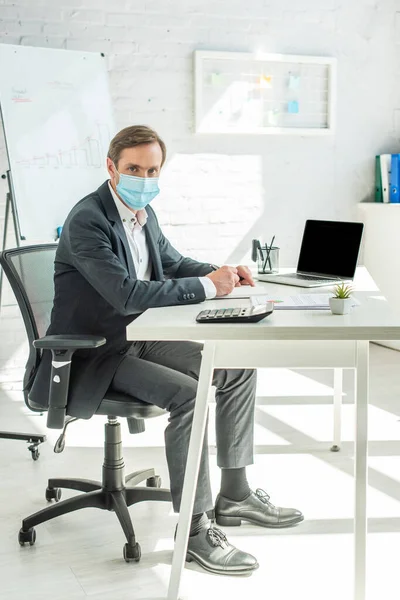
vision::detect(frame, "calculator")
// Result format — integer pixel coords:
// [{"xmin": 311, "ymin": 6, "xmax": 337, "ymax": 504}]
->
[{"xmin": 196, "ymin": 303, "xmax": 274, "ymax": 324}]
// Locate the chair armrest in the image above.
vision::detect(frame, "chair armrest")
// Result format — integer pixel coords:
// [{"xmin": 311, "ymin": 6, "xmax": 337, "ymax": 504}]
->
[
  {"xmin": 33, "ymin": 334, "xmax": 106, "ymax": 351},
  {"xmin": 33, "ymin": 335, "xmax": 106, "ymax": 429}
]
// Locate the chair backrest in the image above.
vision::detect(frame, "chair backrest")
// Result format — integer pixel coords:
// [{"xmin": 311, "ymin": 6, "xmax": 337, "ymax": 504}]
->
[{"xmin": 0, "ymin": 244, "xmax": 57, "ymax": 402}]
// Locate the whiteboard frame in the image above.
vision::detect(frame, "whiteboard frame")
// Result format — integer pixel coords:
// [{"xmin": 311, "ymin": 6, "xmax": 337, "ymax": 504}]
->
[{"xmin": 194, "ymin": 50, "xmax": 337, "ymax": 135}]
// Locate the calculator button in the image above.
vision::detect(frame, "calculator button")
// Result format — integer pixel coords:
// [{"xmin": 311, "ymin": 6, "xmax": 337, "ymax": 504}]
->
[
  {"xmin": 224, "ymin": 308, "xmax": 233, "ymax": 316},
  {"xmin": 232, "ymin": 309, "xmax": 241, "ymax": 316},
  {"xmin": 216, "ymin": 310, "xmax": 225, "ymax": 317},
  {"xmin": 208, "ymin": 310, "xmax": 217, "ymax": 317}
]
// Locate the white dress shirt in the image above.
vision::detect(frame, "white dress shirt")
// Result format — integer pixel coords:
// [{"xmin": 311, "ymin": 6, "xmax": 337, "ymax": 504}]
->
[
  {"xmin": 108, "ymin": 182, "xmax": 216, "ymax": 298},
  {"xmin": 109, "ymin": 181, "xmax": 152, "ymax": 280}
]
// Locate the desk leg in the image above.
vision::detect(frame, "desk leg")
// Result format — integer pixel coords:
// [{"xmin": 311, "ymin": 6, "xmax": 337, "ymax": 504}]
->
[
  {"xmin": 167, "ymin": 341, "xmax": 216, "ymax": 600},
  {"xmin": 331, "ymin": 368, "xmax": 343, "ymax": 452},
  {"xmin": 354, "ymin": 341, "xmax": 369, "ymax": 600}
]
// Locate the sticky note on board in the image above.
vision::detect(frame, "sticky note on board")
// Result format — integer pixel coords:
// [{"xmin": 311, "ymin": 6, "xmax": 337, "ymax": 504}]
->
[
  {"xmin": 259, "ymin": 75, "xmax": 272, "ymax": 88},
  {"xmin": 267, "ymin": 108, "xmax": 279, "ymax": 126},
  {"xmin": 288, "ymin": 74, "xmax": 300, "ymax": 89},
  {"xmin": 288, "ymin": 100, "xmax": 299, "ymax": 114},
  {"xmin": 211, "ymin": 72, "xmax": 223, "ymax": 86}
]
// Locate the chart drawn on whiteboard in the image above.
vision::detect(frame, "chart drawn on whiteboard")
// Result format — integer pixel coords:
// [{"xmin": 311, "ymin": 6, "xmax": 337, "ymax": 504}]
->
[{"xmin": 16, "ymin": 123, "xmax": 112, "ymax": 169}]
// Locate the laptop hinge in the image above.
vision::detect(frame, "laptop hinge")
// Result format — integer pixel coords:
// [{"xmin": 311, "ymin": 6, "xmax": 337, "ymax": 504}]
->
[{"xmin": 297, "ymin": 271, "xmax": 340, "ymax": 280}]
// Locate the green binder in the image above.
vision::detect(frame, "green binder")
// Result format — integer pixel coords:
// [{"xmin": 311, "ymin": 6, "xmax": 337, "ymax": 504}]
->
[{"xmin": 375, "ymin": 155, "xmax": 383, "ymax": 202}]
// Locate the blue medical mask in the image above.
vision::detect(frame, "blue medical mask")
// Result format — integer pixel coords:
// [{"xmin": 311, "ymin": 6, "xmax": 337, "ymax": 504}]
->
[{"xmin": 115, "ymin": 168, "xmax": 160, "ymax": 210}]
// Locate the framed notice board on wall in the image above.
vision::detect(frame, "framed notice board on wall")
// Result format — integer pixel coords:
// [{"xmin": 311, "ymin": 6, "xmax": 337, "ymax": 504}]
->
[{"xmin": 194, "ymin": 51, "xmax": 336, "ymax": 135}]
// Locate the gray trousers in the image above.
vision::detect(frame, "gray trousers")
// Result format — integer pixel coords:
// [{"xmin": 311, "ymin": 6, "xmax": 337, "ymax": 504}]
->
[{"xmin": 111, "ymin": 341, "xmax": 257, "ymax": 514}]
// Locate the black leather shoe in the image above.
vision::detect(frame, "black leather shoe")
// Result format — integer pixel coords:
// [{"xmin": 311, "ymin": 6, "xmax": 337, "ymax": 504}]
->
[
  {"xmin": 186, "ymin": 526, "xmax": 259, "ymax": 575},
  {"xmin": 215, "ymin": 488, "xmax": 304, "ymax": 528}
]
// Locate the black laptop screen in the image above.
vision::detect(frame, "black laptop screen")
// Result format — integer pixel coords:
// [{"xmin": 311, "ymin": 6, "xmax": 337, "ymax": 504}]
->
[{"xmin": 297, "ymin": 220, "xmax": 364, "ymax": 279}]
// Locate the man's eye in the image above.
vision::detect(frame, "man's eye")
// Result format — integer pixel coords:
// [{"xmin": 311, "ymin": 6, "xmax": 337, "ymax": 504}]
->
[
  {"xmin": 148, "ymin": 169, "xmax": 157, "ymax": 175},
  {"xmin": 128, "ymin": 167, "xmax": 137, "ymax": 172}
]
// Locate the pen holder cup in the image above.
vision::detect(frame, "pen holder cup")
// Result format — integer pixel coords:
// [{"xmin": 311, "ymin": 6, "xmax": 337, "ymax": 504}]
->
[{"xmin": 257, "ymin": 246, "xmax": 279, "ymax": 274}]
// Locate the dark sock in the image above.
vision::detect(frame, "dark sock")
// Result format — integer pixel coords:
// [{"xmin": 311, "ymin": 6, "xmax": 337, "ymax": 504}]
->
[
  {"xmin": 190, "ymin": 512, "xmax": 209, "ymax": 536},
  {"xmin": 220, "ymin": 467, "xmax": 251, "ymax": 502}
]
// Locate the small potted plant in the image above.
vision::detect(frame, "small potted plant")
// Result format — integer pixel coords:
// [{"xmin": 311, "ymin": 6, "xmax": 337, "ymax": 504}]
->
[{"xmin": 329, "ymin": 283, "xmax": 354, "ymax": 315}]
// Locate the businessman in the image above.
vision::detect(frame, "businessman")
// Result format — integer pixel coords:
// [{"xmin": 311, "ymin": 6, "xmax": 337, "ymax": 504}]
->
[{"xmin": 31, "ymin": 125, "xmax": 303, "ymax": 575}]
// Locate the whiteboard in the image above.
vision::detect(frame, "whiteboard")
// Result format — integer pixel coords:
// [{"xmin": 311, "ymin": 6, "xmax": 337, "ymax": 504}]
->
[
  {"xmin": 0, "ymin": 44, "xmax": 116, "ymax": 241},
  {"xmin": 194, "ymin": 51, "xmax": 336, "ymax": 135}
]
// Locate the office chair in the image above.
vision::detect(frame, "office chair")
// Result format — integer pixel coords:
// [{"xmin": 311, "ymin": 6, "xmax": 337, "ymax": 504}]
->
[
  {"xmin": 0, "ymin": 430, "xmax": 45, "ymax": 460},
  {"xmin": 0, "ymin": 244, "xmax": 171, "ymax": 562},
  {"xmin": 0, "ymin": 250, "xmax": 46, "ymax": 459}
]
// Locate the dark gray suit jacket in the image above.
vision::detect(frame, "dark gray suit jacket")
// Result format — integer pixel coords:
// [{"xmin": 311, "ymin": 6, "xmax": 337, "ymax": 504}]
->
[{"xmin": 29, "ymin": 181, "xmax": 214, "ymax": 418}]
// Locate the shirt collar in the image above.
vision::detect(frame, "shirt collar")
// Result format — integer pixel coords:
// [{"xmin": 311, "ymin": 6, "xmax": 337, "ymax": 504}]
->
[{"xmin": 108, "ymin": 181, "xmax": 148, "ymax": 229}]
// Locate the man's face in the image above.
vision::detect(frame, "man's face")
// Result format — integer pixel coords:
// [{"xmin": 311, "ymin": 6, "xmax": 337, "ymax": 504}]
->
[{"xmin": 107, "ymin": 142, "xmax": 163, "ymax": 188}]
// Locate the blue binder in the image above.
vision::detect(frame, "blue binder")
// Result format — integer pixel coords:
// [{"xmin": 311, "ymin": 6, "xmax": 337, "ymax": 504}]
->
[{"xmin": 390, "ymin": 154, "xmax": 400, "ymax": 203}]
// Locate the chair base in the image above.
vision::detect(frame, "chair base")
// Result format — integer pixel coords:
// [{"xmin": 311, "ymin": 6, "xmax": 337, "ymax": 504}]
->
[
  {"xmin": 18, "ymin": 417, "xmax": 171, "ymax": 562},
  {"xmin": 0, "ymin": 431, "xmax": 46, "ymax": 460}
]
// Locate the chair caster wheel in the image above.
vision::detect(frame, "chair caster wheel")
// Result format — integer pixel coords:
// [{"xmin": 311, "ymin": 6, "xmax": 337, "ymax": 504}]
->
[
  {"xmin": 330, "ymin": 445, "xmax": 340, "ymax": 452},
  {"xmin": 45, "ymin": 487, "xmax": 61, "ymax": 502},
  {"xmin": 30, "ymin": 448, "xmax": 40, "ymax": 461},
  {"xmin": 146, "ymin": 475, "xmax": 161, "ymax": 488},
  {"xmin": 19, "ymin": 527, "xmax": 36, "ymax": 546},
  {"xmin": 123, "ymin": 542, "xmax": 141, "ymax": 563}
]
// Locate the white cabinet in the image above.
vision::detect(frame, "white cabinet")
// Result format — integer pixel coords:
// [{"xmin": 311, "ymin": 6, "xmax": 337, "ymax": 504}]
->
[{"xmin": 358, "ymin": 203, "xmax": 400, "ymax": 351}]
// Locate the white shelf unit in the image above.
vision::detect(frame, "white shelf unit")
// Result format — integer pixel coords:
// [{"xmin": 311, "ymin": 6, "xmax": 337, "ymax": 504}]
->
[
  {"xmin": 194, "ymin": 51, "xmax": 337, "ymax": 135},
  {"xmin": 358, "ymin": 202, "xmax": 400, "ymax": 351}
]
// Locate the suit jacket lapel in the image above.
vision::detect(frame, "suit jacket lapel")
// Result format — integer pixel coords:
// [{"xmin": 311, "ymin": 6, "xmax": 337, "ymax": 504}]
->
[
  {"xmin": 112, "ymin": 219, "xmax": 137, "ymax": 279},
  {"xmin": 97, "ymin": 181, "xmax": 137, "ymax": 279}
]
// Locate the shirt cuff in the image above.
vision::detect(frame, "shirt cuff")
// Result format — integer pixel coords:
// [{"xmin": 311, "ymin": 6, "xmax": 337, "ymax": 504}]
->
[{"xmin": 199, "ymin": 276, "xmax": 217, "ymax": 299}]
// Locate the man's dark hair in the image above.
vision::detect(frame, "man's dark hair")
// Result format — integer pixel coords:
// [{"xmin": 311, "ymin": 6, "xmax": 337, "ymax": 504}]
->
[{"xmin": 108, "ymin": 125, "xmax": 166, "ymax": 167}]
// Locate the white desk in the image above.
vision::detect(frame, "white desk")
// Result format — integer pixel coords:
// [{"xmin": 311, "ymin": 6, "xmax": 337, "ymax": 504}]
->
[{"xmin": 126, "ymin": 274, "xmax": 400, "ymax": 600}]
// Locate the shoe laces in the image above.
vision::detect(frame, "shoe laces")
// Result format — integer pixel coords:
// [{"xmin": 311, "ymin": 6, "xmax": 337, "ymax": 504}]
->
[
  {"xmin": 255, "ymin": 488, "xmax": 274, "ymax": 508},
  {"xmin": 206, "ymin": 526, "xmax": 228, "ymax": 549}
]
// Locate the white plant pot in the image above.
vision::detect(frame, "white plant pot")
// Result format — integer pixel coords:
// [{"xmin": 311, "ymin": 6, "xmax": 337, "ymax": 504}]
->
[{"xmin": 329, "ymin": 297, "xmax": 353, "ymax": 315}]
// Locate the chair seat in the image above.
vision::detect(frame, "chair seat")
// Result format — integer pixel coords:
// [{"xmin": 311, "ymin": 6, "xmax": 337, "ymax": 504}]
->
[
  {"xmin": 97, "ymin": 391, "xmax": 166, "ymax": 420},
  {"xmin": 29, "ymin": 392, "xmax": 166, "ymax": 420}
]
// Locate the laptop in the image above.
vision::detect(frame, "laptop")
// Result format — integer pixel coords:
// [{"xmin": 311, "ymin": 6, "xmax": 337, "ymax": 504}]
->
[{"xmin": 258, "ymin": 220, "xmax": 364, "ymax": 288}]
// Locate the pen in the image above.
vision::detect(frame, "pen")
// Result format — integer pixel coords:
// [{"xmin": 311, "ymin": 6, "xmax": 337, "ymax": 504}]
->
[
  {"xmin": 251, "ymin": 239, "xmax": 260, "ymax": 262},
  {"xmin": 257, "ymin": 240, "xmax": 264, "ymax": 263},
  {"xmin": 262, "ymin": 235, "xmax": 275, "ymax": 272},
  {"xmin": 252, "ymin": 238, "xmax": 265, "ymax": 264}
]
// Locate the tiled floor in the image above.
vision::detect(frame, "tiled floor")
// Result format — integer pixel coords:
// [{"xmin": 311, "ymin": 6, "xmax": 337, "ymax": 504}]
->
[{"xmin": 1, "ymin": 305, "xmax": 400, "ymax": 599}]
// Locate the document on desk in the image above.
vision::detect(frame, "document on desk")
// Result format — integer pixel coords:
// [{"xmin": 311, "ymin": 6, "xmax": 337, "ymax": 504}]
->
[{"xmin": 251, "ymin": 293, "xmax": 360, "ymax": 310}]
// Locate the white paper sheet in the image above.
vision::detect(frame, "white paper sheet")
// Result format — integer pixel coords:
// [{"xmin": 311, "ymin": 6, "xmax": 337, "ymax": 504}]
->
[{"xmin": 250, "ymin": 294, "xmax": 360, "ymax": 310}]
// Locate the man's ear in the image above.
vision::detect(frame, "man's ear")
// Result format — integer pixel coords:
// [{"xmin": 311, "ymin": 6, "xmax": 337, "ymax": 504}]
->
[{"xmin": 106, "ymin": 157, "xmax": 117, "ymax": 180}]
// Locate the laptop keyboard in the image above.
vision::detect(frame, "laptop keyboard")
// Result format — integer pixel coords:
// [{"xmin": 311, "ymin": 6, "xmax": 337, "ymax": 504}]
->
[{"xmin": 284, "ymin": 273, "xmax": 338, "ymax": 283}]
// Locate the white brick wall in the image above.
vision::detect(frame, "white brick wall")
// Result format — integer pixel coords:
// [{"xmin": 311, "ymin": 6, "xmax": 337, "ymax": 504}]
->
[{"xmin": 0, "ymin": 0, "xmax": 400, "ymax": 271}]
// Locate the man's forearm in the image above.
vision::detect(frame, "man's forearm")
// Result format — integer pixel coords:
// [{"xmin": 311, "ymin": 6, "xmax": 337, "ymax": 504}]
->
[{"xmin": 173, "ymin": 257, "xmax": 218, "ymax": 278}]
